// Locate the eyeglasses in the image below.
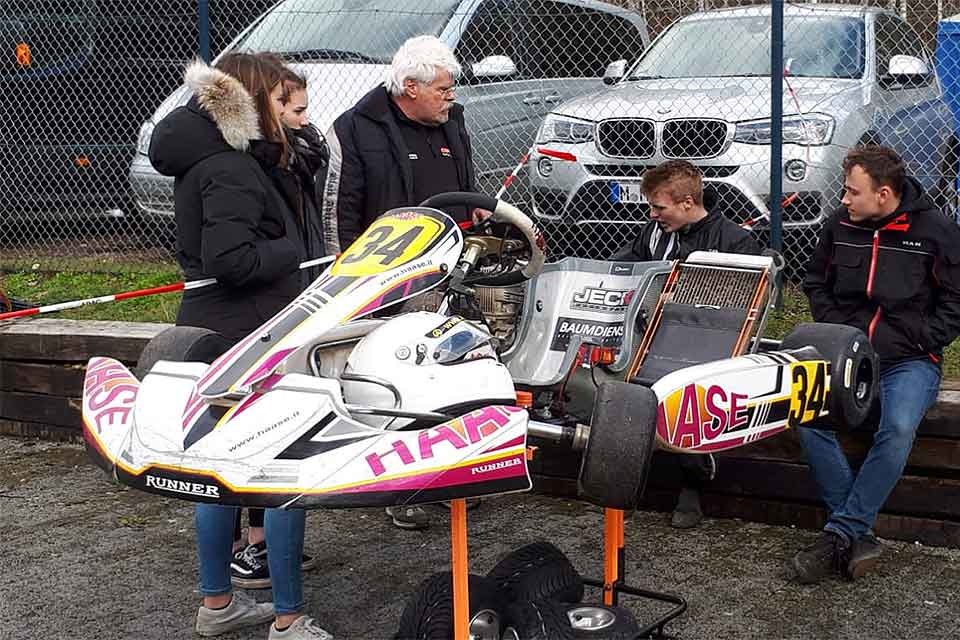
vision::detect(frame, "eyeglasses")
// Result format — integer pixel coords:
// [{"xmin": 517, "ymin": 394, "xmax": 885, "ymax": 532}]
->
[{"xmin": 426, "ymin": 82, "xmax": 456, "ymax": 98}]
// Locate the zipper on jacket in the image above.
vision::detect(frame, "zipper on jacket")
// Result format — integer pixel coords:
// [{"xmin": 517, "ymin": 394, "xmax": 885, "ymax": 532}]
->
[
  {"xmin": 867, "ymin": 230, "xmax": 881, "ymax": 342},
  {"xmin": 866, "ymin": 230, "xmax": 879, "ymax": 298},
  {"xmin": 868, "ymin": 307, "xmax": 882, "ymax": 341}
]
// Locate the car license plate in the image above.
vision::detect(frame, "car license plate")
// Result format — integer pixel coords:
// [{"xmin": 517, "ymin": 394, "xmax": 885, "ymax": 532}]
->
[{"xmin": 610, "ymin": 181, "xmax": 647, "ymax": 205}]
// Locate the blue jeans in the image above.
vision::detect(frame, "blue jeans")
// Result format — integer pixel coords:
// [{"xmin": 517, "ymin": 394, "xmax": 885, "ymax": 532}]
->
[
  {"xmin": 798, "ymin": 359, "xmax": 940, "ymax": 543},
  {"xmin": 195, "ymin": 504, "xmax": 305, "ymax": 615}
]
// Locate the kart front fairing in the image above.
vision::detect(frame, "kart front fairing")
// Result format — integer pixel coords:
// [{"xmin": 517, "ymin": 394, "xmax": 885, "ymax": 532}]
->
[{"xmin": 81, "ymin": 207, "xmax": 532, "ymax": 508}]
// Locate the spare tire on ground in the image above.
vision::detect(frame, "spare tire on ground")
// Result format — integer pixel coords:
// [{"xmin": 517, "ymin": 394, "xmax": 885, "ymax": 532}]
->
[
  {"xmin": 394, "ymin": 571, "xmax": 505, "ymax": 640},
  {"xmin": 502, "ymin": 599, "xmax": 640, "ymax": 640},
  {"xmin": 486, "ymin": 541, "xmax": 583, "ymax": 604}
]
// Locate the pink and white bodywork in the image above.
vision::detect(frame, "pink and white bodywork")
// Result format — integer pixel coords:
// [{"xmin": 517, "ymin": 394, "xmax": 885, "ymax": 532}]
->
[
  {"xmin": 80, "ymin": 208, "xmax": 532, "ymax": 508},
  {"xmin": 651, "ymin": 351, "xmax": 830, "ymax": 454}
]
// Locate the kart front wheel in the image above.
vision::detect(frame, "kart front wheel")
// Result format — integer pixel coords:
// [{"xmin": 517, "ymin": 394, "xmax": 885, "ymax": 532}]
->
[
  {"xmin": 780, "ymin": 322, "xmax": 878, "ymax": 430},
  {"xmin": 578, "ymin": 382, "xmax": 658, "ymax": 511}
]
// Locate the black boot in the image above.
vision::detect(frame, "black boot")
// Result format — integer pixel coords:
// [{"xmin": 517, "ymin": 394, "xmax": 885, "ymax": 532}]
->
[
  {"xmin": 846, "ymin": 534, "xmax": 883, "ymax": 580},
  {"xmin": 790, "ymin": 531, "xmax": 850, "ymax": 584}
]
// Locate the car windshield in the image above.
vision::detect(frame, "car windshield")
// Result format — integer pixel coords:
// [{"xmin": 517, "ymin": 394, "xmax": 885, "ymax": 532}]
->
[
  {"xmin": 629, "ymin": 15, "xmax": 865, "ymax": 80},
  {"xmin": 233, "ymin": 0, "xmax": 461, "ymax": 63}
]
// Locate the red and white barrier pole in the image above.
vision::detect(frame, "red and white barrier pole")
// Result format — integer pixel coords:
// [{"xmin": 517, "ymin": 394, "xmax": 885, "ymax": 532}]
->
[
  {"xmin": 495, "ymin": 146, "xmax": 534, "ymax": 200},
  {"xmin": 0, "ymin": 255, "xmax": 338, "ymax": 322}
]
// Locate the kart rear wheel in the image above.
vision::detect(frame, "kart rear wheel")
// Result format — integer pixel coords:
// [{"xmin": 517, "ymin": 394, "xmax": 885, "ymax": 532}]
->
[
  {"xmin": 486, "ymin": 541, "xmax": 584, "ymax": 604},
  {"xmin": 502, "ymin": 600, "xmax": 639, "ymax": 640},
  {"xmin": 135, "ymin": 326, "xmax": 232, "ymax": 378},
  {"xmin": 394, "ymin": 571, "xmax": 504, "ymax": 640},
  {"xmin": 578, "ymin": 382, "xmax": 658, "ymax": 511},
  {"xmin": 779, "ymin": 322, "xmax": 878, "ymax": 430}
]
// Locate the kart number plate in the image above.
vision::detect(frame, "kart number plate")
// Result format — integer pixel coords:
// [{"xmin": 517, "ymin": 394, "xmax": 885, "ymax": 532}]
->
[{"xmin": 333, "ymin": 213, "xmax": 444, "ymax": 277}]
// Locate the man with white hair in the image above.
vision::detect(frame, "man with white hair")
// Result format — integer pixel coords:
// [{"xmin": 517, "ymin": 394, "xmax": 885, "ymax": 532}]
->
[
  {"xmin": 320, "ymin": 35, "xmax": 478, "ymax": 253},
  {"xmin": 320, "ymin": 35, "xmax": 482, "ymax": 530}
]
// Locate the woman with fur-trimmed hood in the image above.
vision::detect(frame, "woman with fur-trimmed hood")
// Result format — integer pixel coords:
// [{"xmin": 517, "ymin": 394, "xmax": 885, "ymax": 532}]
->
[
  {"xmin": 148, "ymin": 54, "xmax": 332, "ymax": 640},
  {"xmin": 150, "ymin": 55, "xmax": 310, "ymax": 343}
]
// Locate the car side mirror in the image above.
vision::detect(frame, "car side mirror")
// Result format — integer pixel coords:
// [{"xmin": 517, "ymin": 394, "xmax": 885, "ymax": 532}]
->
[
  {"xmin": 603, "ymin": 59, "xmax": 627, "ymax": 85},
  {"xmin": 471, "ymin": 55, "xmax": 517, "ymax": 79},
  {"xmin": 882, "ymin": 54, "xmax": 930, "ymax": 87}
]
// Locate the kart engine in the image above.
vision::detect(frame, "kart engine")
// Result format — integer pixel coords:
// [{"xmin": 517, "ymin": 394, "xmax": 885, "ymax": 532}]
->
[{"xmin": 475, "ymin": 284, "xmax": 526, "ymax": 352}]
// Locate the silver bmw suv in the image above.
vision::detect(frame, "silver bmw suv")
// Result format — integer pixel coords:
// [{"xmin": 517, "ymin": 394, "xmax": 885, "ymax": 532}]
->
[{"xmin": 528, "ymin": 3, "xmax": 957, "ymax": 267}]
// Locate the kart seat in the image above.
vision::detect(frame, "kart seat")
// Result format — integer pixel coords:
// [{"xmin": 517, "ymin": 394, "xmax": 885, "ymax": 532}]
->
[
  {"xmin": 627, "ymin": 251, "xmax": 779, "ymax": 387},
  {"xmin": 630, "ymin": 303, "xmax": 749, "ymax": 387}
]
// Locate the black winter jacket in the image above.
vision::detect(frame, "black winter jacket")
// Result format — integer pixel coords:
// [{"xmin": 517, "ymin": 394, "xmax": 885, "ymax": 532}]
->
[
  {"xmin": 610, "ymin": 207, "xmax": 761, "ymax": 262},
  {"xmin": 320, "ymin": 86, "xmax": 476, "ymax": 253},
  {"xmin": 803, "ymin": 177, "xmax": 960, "ymax": 370},
  {"xmin": 149, "ymin": 62, "xmax": 306, "ymax": 341},
  {"xmin": 263, "ymin": 124, "xmax": 330, "ymax": 283}
]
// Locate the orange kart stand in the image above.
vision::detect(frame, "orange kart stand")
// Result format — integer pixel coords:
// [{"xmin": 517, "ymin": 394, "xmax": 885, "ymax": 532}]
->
[{"xmin": 447, "ymin": 476, "xmax": 686, "ymax": 639}]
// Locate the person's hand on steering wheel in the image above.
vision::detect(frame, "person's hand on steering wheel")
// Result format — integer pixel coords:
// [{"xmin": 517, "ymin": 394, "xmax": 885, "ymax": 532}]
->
[{"xmin": 470, "ymin": 207, "xmax": 493, "ymax": 227}]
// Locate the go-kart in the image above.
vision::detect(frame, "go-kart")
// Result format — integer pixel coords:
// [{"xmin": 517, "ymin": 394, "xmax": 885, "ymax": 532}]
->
[{"xmin": 81, "ymin": 191, "xmax": 879, "ymax": 639}]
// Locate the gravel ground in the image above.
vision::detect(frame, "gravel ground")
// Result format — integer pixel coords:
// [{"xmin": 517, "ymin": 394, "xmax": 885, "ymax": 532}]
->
[{"xmin": 1, "ymin": 435, "xmax": 958, "ymax": 640}]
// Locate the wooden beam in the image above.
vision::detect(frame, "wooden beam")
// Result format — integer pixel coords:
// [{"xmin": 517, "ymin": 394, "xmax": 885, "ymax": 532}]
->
[
  {"xmin": 0, "ymin": 319, "xmax": 168, "ymax": 363},
  {"xmin": 644, "ymin": 456, "xmax": 960, "ymax": 520},
  {"xmin": 0, "ymin": 391, "xmax": 80, "ymax": 428},
  {"xmin": 719, "ymin": 429, "xmax": 960, "ymax": 472},
  {"xmin": 0, "ymin": 419, "xmax": 84, "ymax": 443},
  {"xmin": 0, "ymin": 361, "xmax": 85, "ymax": 396}
]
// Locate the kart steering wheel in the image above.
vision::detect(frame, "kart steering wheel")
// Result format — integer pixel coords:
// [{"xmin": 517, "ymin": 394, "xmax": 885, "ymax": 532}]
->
[{"xmin": 419, "ymin": 191, "xmax": 546, "ymax": 287}]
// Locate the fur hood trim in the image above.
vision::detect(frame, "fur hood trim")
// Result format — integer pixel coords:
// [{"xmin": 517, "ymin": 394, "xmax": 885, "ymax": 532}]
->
[{"xmin": 184, "ymin": 60, "xmax": 261, "ymax": 151}]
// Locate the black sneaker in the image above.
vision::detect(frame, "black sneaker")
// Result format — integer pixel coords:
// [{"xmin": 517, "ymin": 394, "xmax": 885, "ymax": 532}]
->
[
  {"xmin": 385, "ymin": 505, "xmax": 430, "ymax": 530},
  {"xmin": 231, "ymin": 541, "xmax": 271, "ymax": 589},
  {"xmin": 790, "ymin": 531, "xmax": 850, "ymax": 584},
  {"xmin": 231, "ymin": 541, "xmax": 317, "ymax": 587},
  {"xmin": 846, "ymin": 534, "xmax": 882, "ymax": 580}
]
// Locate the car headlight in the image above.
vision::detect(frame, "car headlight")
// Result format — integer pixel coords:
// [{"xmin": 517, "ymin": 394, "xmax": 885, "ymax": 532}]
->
[
  {"xmin": 136, "ymin": 120, "xmax": 155, "ymax": 156},
  {"xmin": 536, "ymin": 114, "xmax": 595, "ymax": 144},
  {"xmin": 734, "ymin": 113, "xmax": 834, "ymax": 146}
]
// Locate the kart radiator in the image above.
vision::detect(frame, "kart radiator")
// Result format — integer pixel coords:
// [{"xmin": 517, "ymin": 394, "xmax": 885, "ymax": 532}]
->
[
  {"xmin": 671, "ymin": 264, "xmax": 764, "ymax": 309},
  {"xmin": 628, "ymin": 253, "xmax": 776, "ymax": 384}
]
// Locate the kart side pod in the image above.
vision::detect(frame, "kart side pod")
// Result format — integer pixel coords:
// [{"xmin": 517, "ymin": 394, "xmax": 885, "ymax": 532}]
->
[{"xmin": 527, "ymin": 323, "xmax": 879, "ymax": 511}]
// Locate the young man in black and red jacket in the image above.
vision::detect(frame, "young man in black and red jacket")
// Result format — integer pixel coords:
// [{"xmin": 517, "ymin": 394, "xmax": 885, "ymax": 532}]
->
[{"xmin": 792, "ymin": 145, "xmax": 960, "ymax": 584}]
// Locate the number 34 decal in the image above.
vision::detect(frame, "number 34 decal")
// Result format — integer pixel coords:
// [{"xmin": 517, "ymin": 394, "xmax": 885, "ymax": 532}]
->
[
  {"xmin": 788, "ymin": 361, "xmax": 830, "ymax": 427},
  {"xmin": 333, "ymin": 214, "xmax": 443, "ymax": 277}
]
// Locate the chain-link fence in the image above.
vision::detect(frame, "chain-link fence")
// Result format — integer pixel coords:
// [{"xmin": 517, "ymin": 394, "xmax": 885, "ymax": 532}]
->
[{"xmin": 3, "ymin": 0, "xmax": 960, "ymax": 279}]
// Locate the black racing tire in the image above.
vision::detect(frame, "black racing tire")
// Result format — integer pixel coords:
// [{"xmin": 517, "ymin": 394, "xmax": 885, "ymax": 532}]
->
[
  {"xmin": 502, "ymin": 600, "xmax": 640, "ymax": 640},
  {"xmin": 135, "ymin": 326, "xmax": 232, "ymax": 378},
  {"xmin": 578, "ymin": 382, "xmax": 658, "ymax": 510},
  {"xmin": 486, "ymin": 542, "xmax": 584, "ymax": 604},
  {"xmin": 394, "ymin": 571, "xmax": 504, "ymax": 640},
  {"xmin": 779, "ymin": 322, "xmax": 879, "ymax": 430}
]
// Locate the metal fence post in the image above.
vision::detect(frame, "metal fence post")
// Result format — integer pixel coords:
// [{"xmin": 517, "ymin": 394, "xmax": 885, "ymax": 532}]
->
[
  {"xmin": 198, "ymin": 0, "xmax": 211, "ymax": 63},
  {"xmin": 770, "ymin": 0, "xmax": 784, "ymax": 255}
]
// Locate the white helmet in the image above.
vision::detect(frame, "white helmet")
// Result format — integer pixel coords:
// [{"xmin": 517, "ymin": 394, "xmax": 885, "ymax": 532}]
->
[{"xmin": 342, "ymin": 312, "xmax": 515, "ymax": 429}]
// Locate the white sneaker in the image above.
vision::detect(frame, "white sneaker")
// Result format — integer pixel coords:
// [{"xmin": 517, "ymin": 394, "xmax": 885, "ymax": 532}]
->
[
  {"xmin": 195, "ymin": 591, "xmax": 274, "ymax": 637},
  {"xmin": 268, "ymin": 616, "xmax": 334, "ymax": 639}
]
